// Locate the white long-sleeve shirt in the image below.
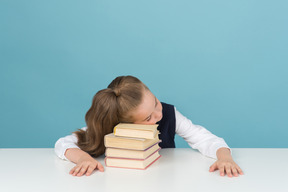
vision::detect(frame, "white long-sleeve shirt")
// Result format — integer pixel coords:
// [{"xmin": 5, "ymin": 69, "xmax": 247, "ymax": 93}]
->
[{"xmin": 55, "ymin": 107, "xmax": 230, "ymax": 160}]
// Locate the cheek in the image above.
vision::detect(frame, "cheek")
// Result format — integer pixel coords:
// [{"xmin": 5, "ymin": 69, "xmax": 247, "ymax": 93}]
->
[
  {"xmin": 156, "ymin": 114, "xmax": 162, "ymax": 123},
  {"xmin": 156, "ymin": 103, "xmax": 163, "ymax": 119},
  {"xmin": 152, "ymin": 112, "xmax": 162, "ymax": 123},
  {"xmin": 157, "ymin": 101, "xmax": 162, "ymax": 112}
]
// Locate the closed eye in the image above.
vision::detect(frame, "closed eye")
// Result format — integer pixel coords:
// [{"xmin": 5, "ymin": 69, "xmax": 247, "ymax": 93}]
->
[{"xmin": 146, "ymin": 116, "xmax": 151, "ymax": 121}]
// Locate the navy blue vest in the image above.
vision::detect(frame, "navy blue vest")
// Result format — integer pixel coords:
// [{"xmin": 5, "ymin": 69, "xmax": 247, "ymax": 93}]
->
[{"xmin": 157, "ymin": 102, "xmax": 176, "ymax": 148}]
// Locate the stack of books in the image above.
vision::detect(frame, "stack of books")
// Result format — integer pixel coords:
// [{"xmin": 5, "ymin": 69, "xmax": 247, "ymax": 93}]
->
[{"xmin": 104, "ymin": 123, "xmax": 161, "ymax": 170}]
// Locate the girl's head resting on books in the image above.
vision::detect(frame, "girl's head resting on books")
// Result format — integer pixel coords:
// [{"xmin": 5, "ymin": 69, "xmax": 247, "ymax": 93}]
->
[
  {"xmin": 107, "ymin": 75, "xmax": 162, "ymax": 125},
  {"xmin": 74, "ymin": 75, "xmax": 162, "ymax": 157}
]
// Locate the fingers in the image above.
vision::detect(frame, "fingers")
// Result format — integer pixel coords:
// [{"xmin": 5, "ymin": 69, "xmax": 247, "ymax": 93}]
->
[
  {"xmin": 220, "ymin": 165, "xmax": 244, "ymax": 177},
  {"xmin": 209, "ymin": 162, "xmax": 226, "ymax": 176},
  {"xmin": 210, "ymin": 158, "xmax": 244, "ymax": 178},
  {"xmin": 209, "ymin": 163, "xmax": 217, "ymax": 172},
  {"xmin": 97, "ymin": 162, "xmax": 105, "ymax": 172},
  {"xmin": 85, "ymin": 162, "xmax": 103, "ymax": 176},
  {"xmin": 232, "ymin": 167, "xmax": 239, "ymax": 177},
  {"xmin": 219, "ymin": 166, "xmax": 225, "ymax": 176},
  {"xmin": 77, "ymin": 164, "xmax": 89, "ymax": 176},
  {"xmin": 69, "ymin": 166, "xmax": 77, "ymax": 175},
  {"xmin": 86, "ymin": 165, "xmax": 96, "ymax": 176},
  {"xmin": 225, "ymin": 165, "xmax": 233, "ymax": 177},
  {"xmin": 236, "ymin": 165, "xmax": 244, "ymax": 175},
  {"xmin": 70, "ymin": 164, "xmax": 88, "ymax": 176},
  {"xmin": 70, "ymin": 161, "xmax": 103, "ymax": 177}
]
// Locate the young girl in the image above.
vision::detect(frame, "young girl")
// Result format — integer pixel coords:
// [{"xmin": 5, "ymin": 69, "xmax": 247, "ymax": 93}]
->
[{"xmin": 55, "ymin": 75, "xmax": 243, "ymax": 177}]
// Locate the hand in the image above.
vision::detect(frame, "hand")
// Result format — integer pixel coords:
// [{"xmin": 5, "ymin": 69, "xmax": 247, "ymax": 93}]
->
[
  {"xmin": 69, "ymin": 156, "xmax": 104, "ymax": 177},
  {"xmin": 209, "ymin": 148, "xmax": 244, "ymax": 177},
  {"xmin": 209, "ymin": 158, "xmax": 243, "ymax": 177}
]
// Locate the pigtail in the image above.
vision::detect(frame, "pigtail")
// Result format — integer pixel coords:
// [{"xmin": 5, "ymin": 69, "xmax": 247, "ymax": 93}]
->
[{"xmin": 74, "ymin": 88, "xmax": 119, "ymax": 157}]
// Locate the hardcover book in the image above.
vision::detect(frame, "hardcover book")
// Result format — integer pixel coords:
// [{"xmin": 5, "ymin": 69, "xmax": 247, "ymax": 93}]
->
[
  {"xmin": 105, "ymin": 150, "xmax": 161, "ymax": 170},
  {"xmin": 105, "ymin": 142, "xmax": 160, "ymax": 159},
  {"xmin": 113, "ymin": 123, "xmax": 159, "ymax": 139},
  {"xmin": 104, "ymin": 133, "xmax": 160, "ymax": 150}
]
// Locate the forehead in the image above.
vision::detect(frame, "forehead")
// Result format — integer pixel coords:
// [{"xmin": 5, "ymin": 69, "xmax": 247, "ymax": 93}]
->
[{"xmin": 132, "ymin": 90, "xmax": 155, "ymax": 121}]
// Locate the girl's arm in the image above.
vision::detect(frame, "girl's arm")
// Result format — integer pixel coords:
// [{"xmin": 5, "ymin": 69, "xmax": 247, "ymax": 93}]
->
[
  {"xmin": 175, "ymin": 108, "xmax": 229, "ymax": 159},
  {"xmin": 175, "ymin": 108, "xmax": 243, "ymax": 177},
  {"xmin": 65, "ymin": 148, "xmax": 104, "ymax": 176},
  {"xmin": 54, "ymin": 128, "xmax": 104, "ymax": 176}
]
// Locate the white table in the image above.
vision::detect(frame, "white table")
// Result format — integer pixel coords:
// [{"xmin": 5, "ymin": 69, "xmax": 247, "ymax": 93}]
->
[{"xmin": 0, "ymin": 148, "xmax": 287, "ymax": 192}]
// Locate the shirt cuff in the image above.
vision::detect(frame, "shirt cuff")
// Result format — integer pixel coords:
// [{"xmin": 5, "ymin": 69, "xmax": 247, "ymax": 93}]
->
[
  {"xmin": 54, "ymin": 139, "xmax": 80, "ymax": 161},
  {"xmin": 209, "ymin": 142, "xmax": 232, "ymax": 159}
]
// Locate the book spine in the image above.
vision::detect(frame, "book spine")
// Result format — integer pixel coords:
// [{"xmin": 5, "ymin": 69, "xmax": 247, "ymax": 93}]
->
[
  {"xmin": 144, "ymin": 141, "xmax": 161, "ymax": 151},
  {"xmin": 105, "ymin": 148, "xmax": 161, "ymax": 161},
  {"xmin": 143, "ymin": 155, "xmax": 161, "ymax": 170},
  {"xmin": 106, "ymin": 141, "xmax": 161, "ymax": 151},
  {"xmin": 105, "ymin": 155, "xmax": 161, "ymax": 170}
]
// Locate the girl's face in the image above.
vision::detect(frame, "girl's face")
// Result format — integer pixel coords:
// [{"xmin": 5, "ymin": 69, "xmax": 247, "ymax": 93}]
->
[{"xmin": 131, "ymin": 89, "xmax": 163, "ymax": 125}]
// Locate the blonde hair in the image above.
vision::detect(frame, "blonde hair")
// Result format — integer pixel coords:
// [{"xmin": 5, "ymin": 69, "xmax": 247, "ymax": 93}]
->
[{"xmin": 74, "ymin": 76, "xmax": 149, "ymax": 157}]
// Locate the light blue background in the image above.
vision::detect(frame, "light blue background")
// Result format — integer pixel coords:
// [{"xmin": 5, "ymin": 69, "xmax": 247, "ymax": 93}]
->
[{"xmin": 1, "ymin": 0, "xmax": 287, "ymax": 148}]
